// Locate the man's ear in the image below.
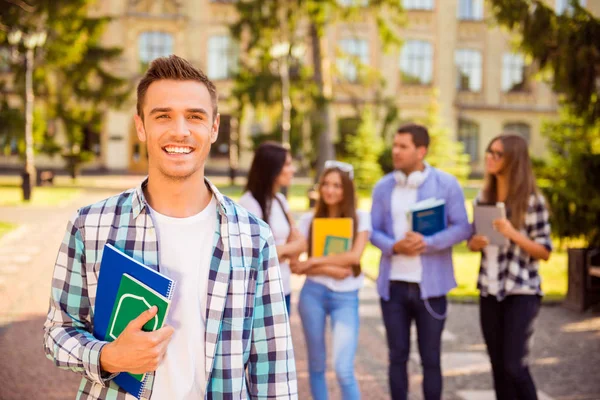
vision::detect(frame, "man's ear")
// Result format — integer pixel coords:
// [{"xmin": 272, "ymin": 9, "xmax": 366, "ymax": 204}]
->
[
  {"xmin": 417, "ymin": 146, "xmax": 428, "ymax": 161},
  {"xmin": 211, "ymin": 113, "xmax": 221, "ymax": 144},
  {"xmin": 134, "ymin": 114, "xmax": 147, "ymax": 142}
]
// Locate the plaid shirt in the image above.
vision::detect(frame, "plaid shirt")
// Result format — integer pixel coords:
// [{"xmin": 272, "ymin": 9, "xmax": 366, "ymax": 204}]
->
[
  {"xmin": 476, "ymin": 193, "xmax": 553, "ymax": 301},
  {"xmin": 43, "ymin": 178, "xmax": 297, "ymax": 400}
]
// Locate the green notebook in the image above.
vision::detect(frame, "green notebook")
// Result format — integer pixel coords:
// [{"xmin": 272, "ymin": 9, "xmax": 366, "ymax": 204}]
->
[
  {"xmin": 323, "ymin": 235, "xmax": 351, "ymax": 255},
  {"xmin": 107, "ymin": 273, "xmax": 171, "ymax": 382}
]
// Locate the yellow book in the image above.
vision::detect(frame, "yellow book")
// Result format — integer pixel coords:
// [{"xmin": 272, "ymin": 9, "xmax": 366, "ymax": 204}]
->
[{"xmin": 312, "ymin": 218, "xmax": 354, "ymax": 257}]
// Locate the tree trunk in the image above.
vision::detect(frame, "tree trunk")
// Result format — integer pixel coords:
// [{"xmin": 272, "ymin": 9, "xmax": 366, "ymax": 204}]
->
[{"xmin": 310, "ymin": 23, "xmax": 335, "ymax": 181}]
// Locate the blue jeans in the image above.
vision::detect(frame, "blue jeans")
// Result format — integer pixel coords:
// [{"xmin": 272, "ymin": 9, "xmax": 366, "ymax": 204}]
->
[
  {"xmin": 380, "ymin": 281, "xmax": 447, "ymax": 400},
  {"xmin": 298, "ymin": 279, "xmax": 360, "ymax": 400},
  {"xmin": 480, "ymin": 295, "xmax": 541, "ymax": 400}
]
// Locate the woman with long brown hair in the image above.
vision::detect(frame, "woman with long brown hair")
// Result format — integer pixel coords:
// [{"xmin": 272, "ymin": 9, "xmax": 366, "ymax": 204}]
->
[
  {"xmin": 293, "ymin": 161, "xmax": 371, "ymax": 400},
  {"xmin": 468, "ymin": 134, "xmax": 552, "ymax": 400},
  {"xmin": 238, "ymin": 141, "xmax": 306, "ymax": 314}
]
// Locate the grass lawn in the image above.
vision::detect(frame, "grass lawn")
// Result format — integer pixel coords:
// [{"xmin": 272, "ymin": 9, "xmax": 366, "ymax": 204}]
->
[
  {"xmin": 0, "ymin": 184, "xmax": 81, "ymax": 207},
  {"xmin": 0, "ymin": 221, "xmax": 17, "ymax": 239}
]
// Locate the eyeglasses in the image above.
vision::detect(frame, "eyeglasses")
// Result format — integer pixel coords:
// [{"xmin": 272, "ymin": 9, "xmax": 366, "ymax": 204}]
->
[
  {"xmin": 324, "ymin": 160, "xmax": 354, "ymax": 180},
  {"xmin": 485, "ymin": 149, "xmax": 504, "ymax": 160}
]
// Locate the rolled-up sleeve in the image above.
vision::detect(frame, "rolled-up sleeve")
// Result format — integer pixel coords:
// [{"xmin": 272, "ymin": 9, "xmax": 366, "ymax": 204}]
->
[
  {"xmin": 43, "ymin": 212, "xmax": 116, "ymax": 386},
  {"xmin": 527, "ymin": 194, "xmax": 553, "ymax": 252}
]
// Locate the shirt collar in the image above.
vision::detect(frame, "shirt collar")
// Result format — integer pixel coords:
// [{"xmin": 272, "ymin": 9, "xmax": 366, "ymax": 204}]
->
[{"xmin": 132, "ymin": 176, "xmax": 232, "ymax": 220}]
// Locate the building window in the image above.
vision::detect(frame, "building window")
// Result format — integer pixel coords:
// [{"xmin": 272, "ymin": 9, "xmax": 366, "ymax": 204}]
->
[
  {"xmin": 337, "ymin": 39, "xmax": 369, "ymax": 83},
  {"xmin": 556, "ymin": 0, "xmax": 586, "ymax": 15},
  {"xmin": 400, "ymin": 40, "xmax": 433, "ymax": 85},
  {"xmin": 455, "ymin": 49, "xmax": 482, "ymax": 92},
  {"xmin": 458, "ymin": 0, "xmax": 483, "ymax": 20},
  {"xmin": 207, "ymin": 36, "xmax": 238, "ymax": 80},
  {"xmin": 336, "ymin": 117, "xmax": 361, "ymax": 156},
  {"xmin": 502, "ymin": 53, "xmax": 528, "ymax": 92},
  {"xmin": 139, "ymin": 31, "xmax": 173, "ymax": 72},
  {"xmin": 337, "ymin": 0, "xmax": 369, "ymax": 6},
  {"xmin": 402, "ymin": 0, "xmax": 434, "ymax": 10},
  {"xmin": 458, "ymin": 120, "xmax": 479, "ymax": 161},
  {"xmin": 504, "ymin": 122, "xmax": 531, "ymax": 143}
]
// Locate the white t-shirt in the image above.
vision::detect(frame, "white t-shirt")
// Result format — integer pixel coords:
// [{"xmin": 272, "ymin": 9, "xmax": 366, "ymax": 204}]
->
[
  {"xmin": 148, "ymin": 196, "xmax": 217, "ymax": 400},
  {"xmin": 389, "ymin": 182, "xmax": 423, "ymax": 282},
  {"xmin": 298, "ymin": 210, "xmax": 371, "ymax": 292},
  {"xmin": 238, "ymin": 192, "xmax": 292, "ymax": 295}
]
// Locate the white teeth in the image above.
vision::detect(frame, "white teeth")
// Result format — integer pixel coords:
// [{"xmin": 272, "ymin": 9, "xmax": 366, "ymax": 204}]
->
[{"xmin": 164, "ymin": 146, "xmax": 192, "ymax": 154}]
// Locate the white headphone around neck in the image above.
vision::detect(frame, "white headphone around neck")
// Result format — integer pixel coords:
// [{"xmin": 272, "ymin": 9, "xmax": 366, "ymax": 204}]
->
[{"xmin": 394, "ymin": 169, "xmax": 427, "ymax": 188}]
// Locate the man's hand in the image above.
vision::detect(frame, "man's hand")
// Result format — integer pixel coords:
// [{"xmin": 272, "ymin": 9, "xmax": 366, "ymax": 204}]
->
[
  {"xmin": 467, "ymin": 234, "xmax": 489, "ymax": 251},
  {"xmin": 393, "ymin": 232, "xmax": 426, "ymax": 256},
  {"xmin": 100, "ymin": 306, "xmax": 174, "ymax": 375}
]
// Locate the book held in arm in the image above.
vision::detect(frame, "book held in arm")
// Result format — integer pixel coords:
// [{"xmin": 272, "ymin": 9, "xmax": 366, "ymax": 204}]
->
[
  {"xmin": 473, "ymin": 202, "xmax": 509, "ymax": 247},
  {"xmin": 407, "ymin": 198, "xmax": 447, "ymax": 236},
  {"xmin": 94, "ymin": 243, "xmax": 175, "ymax": 399},
  {"xmin": 312, "ymin": 217, "xmax": 360, "ymax": 276}
]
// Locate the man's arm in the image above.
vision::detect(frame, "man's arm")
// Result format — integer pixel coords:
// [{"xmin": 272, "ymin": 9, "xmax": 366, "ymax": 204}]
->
[
  {"xmin": 370, "ymin": 184, "xmax": 396, "ymax": 256},
  {"xmin": 422, "ymin": 179, "xmax": 473, "ymax": 253},
  {"xmin": 248, "ymin": 233, "xmax": 298, "ymax": 399},
  {"xmin": 43, "ymin": 213, "xmax": 116, "ymax": 386}
]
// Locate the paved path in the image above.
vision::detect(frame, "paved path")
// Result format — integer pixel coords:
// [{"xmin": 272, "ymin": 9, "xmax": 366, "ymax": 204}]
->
[{"xmin": 0, "ymin": 186, "xmax": 599, "ymax": 400}]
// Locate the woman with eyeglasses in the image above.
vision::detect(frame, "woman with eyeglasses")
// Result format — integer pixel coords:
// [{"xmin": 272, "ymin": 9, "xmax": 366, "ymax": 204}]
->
[
  {"xmin": 292, "ymin": 161, "xmax": 371, "ymax": 400},
  {"xmin": 238, "ymin": 141, "xmax": 306, "ymax": 314},
  {"xmin": 468, "ymin": 134, "xmax": 552, "ymax": 400}
]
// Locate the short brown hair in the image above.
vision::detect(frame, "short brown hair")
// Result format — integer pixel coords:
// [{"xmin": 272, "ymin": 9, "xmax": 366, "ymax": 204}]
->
[
  {"xmin": 397, "ymin": 123, "xmax": 430, "ymax": 148},
  {"xmin": 136, "ymin": 54, "xmax": 218, "ymax": 121}
]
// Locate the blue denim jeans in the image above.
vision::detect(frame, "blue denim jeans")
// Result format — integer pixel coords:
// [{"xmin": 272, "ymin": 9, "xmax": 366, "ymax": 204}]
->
[
  {"xmin": 380, "ymin": 281, "xmax": 447, "ymax": 400},
  {"xmin": 480, "ymin": 295, "xmax": 541, "ymax": 400},
  {"xmin": 298, "ymin": 279, "xmax": 360, "ymax": 400}
]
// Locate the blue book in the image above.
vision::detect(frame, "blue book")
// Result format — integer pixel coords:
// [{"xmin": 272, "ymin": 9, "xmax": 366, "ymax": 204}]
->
[
  {"xmin": 94, "ymin": 243, "xmax": 175, "ymax": 399},
  {"xmin": 407, "ymin": 198, "xmax": 446, "ymax": 236}
]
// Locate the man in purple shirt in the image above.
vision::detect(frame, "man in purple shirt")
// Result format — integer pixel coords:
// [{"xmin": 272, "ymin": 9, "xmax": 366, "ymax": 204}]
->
[{"xmin": 370, "ymin": 124, "xmax": 471, "ymax": 400}]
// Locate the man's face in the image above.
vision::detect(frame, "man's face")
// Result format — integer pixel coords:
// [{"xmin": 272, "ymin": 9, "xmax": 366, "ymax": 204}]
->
[
  {"xmin": 392, "ymin": 132, "xmax": 426, "ymax": 171},
  {"xmin": 134, "ymin": 79, "xmax": 219, "ymax": 181}
]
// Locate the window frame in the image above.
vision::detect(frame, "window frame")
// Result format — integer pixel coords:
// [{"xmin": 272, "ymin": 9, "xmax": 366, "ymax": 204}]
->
[
  {"xmin": 455, "ymin": 49, "xmax": 483, "ymax": 92},
  {"xmin": 400, "ymin": 39, "xmax": 434, "ymax": 86}
]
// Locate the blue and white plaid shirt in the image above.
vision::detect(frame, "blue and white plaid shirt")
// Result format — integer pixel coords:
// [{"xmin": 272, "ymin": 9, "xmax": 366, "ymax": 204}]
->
[
  {"xmin": 476, "ymin": 193, "xmax": 553, "ymax": 301},
  {"xmin": 43, "ymin": 178, "xmax": 297, "ymax": 399}
]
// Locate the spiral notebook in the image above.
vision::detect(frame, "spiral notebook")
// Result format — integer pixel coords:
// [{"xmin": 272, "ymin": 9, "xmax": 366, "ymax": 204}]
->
[{"xmin": 94, "ymin": 243, "xmax": 175, "ymax": 399}]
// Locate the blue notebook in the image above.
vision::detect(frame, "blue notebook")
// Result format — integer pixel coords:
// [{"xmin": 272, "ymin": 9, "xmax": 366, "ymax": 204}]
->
[
  {"xmin": 407, "ymin": 198, "xmax": 446, "ymax": 236},
  {"xmin": 94, "ymin": 243, "xmax": 175, "ymax": 399}
]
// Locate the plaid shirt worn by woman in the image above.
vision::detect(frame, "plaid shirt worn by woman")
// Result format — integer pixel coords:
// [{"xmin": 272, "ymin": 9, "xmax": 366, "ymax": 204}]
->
[
  {"xmin": 476, "ymin": 193, "xmax": 553, "ymax": 301},
  {"xmin": 43, "ymin": 178, "xmax": 297, "ymax": 400}
]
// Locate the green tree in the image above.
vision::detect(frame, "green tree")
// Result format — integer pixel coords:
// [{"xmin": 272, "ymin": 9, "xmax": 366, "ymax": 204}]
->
[
  {"xmin": 535, "ymin": 104, "xmax": 600, "ymax": 246},
  {"xmin": 343, "ymin": 107, "xmax": 383, "ymax": 191},
  {"xmin": 420, "ymin": 96, "xmax": 470, "ymax": 182},
  {"xmin": 489, "ymin": 0, "xmax": 600, "ymax": 124},
  {"xmin": 231, "ymin": 0, "xmax": 405, "ymax": 175},
  {"xmin": 0, "ymin": 0, "xmax": 128, "ymax": 177}
]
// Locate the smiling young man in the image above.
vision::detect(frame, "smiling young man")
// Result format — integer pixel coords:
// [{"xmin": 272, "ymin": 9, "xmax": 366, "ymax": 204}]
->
[
  {"xmin": 43, "ymin": 55, "xmax": 297, "ymax": 400},
  {"xmin": 370, "ymin": 124, "xmax": 471, "ymax": 400}
]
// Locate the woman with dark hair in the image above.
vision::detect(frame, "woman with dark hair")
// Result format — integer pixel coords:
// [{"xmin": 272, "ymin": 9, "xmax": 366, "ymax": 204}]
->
[
  {"xmin": 238, "ymin": 141, "xmax": 306, "ymax": 313},
  {"xmin": 293, "ymin": 161, "xmax": 371, "ymax": 400},
  {"xmin": 468, "ymin": 134, "xmax": 552, "ymax": 400}
]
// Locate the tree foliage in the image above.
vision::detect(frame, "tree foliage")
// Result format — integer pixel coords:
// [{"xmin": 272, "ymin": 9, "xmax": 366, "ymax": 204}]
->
[
  {"xmin": 489, "ymin": 0, "xmax": 600, "ymax": 124},
  {"xmin": 231, "ymin": 0, "xmax": 405, "ymax": 172},
  {"xmin": 535, "ymin": 104, "xmax": 600, "ymax": 247},
  {"xmin": 343, "ymin": 107, "xmax": 383, "ymax": 191},
  {"xmin": 0, "ymin": 0, "xmax": 128, "ymax": 174}
]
